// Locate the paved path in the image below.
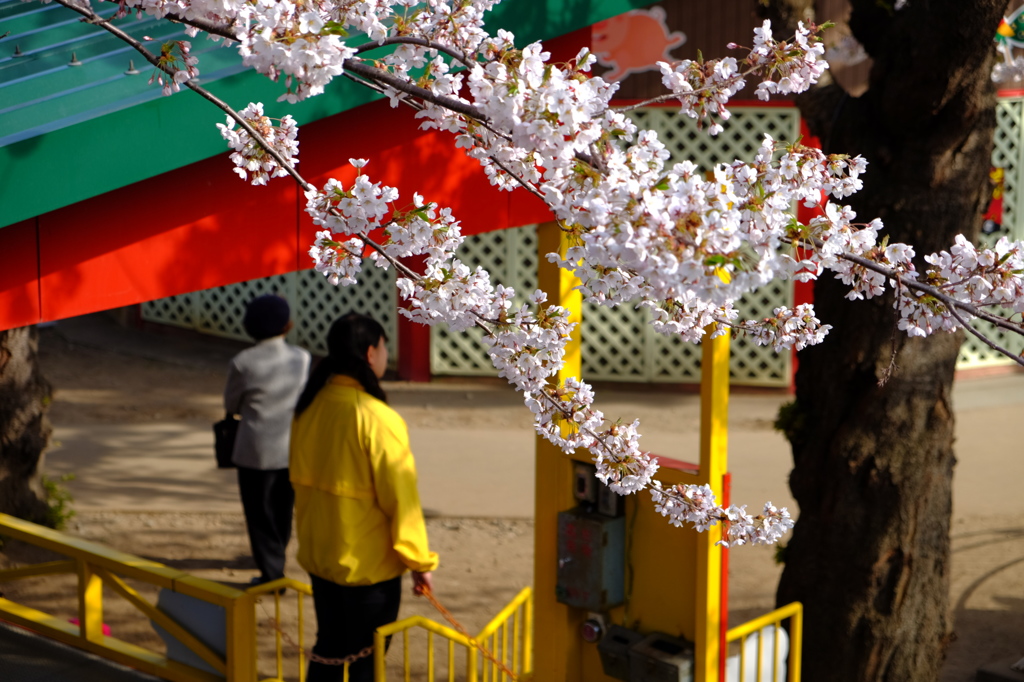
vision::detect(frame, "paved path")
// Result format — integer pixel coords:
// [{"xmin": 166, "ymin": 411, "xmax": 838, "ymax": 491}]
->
[{"xmin": 40, "ymin": 313, "xmax": 1024, "ymax": 524}]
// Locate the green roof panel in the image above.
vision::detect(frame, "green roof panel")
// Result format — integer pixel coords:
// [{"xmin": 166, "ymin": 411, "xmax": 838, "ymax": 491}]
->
[{"xmin": 0, "ymin": 0, "xmax": 658, "ymax": 228}]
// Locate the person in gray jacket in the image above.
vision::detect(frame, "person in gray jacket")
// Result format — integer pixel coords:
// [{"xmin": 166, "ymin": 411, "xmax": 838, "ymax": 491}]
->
[{"xmin": 224, "ymin": 295, "xmax": 311, "ymax": 586}]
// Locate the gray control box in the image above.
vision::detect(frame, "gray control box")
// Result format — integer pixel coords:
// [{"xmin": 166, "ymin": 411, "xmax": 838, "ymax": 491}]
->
[{"xmin": 555, "ymin": 507, "xmax": 625, "ymax": 611}]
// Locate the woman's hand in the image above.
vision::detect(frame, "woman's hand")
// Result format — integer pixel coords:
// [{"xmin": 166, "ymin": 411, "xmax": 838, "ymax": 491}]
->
[{"xmin": 412, "ymin": 571, "xmax": 433, "ymax": 596}]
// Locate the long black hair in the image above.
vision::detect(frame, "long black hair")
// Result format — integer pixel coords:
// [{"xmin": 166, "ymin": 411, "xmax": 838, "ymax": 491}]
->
[{"xmin": 295, "ymin": 312, "xmax": 388, "ymax": 414}]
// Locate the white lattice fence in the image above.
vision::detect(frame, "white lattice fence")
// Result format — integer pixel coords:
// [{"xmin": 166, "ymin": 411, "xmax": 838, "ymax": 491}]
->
[
  {"xmin": 430, "ymin": 230, "xmax": 792, "ymax": 385},
  {"xmin": 292, "ymin": 267, "xmax": 398, "ymax": 357},
  {"xmin": 429, "ymin": 106, "xmax": 800, "ymax": 386},
  {"xmin": 141, "ymin": 264, "xmax": 398, "ymax": 363},
  {"xmin": 582, "ymin": 283, "xmax": 791, "ymax": 385},
  {"xmin": 430, "ymin": 227, "xmax": 538, "ymax": 375},
  {"xmin": 629, "ymin": 105, "xmax": 801, "ymax": 169},
  {"xmin": 957, "ymin": 96, "xmax": 1024, "ymax": 368}
]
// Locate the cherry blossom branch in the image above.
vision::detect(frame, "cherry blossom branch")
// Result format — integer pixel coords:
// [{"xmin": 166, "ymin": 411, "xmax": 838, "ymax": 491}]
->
[
  {"xmin": 93, "ymin": 0, "xmax": 240, "ymax": 39},
  {"xmin": 161, "ymin": 11, "xmax": 236, "ymax": 40},
  {"xmin": 343, "ymin": 60, "xmax": 487, "ymax": 121},
  {"xmin": 56, "ymin": 11, "xmax": 468, "ymax": 290},
  {"xmin": 800, "ymin": 237, "xmax": 1024, "ymax": 342},
  {"xmin": 345, "ymin": 61, "xmax": 599, "ymax": 170},
  {"xmin": 55, "ymin": 0, "xmax": 311, "ymax": 191},
  {"xmin": 615, "ymin": 57, "xmax": 788, "ymax": 112},
  {"xmin": 59, "ymin": 0, "xmax": 999, "ymax": 546}
]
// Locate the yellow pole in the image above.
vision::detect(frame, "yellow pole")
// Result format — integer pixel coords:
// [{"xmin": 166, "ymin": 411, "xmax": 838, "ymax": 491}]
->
[
  {"xmin": 694, "ymin": 325, "xmax": 730, "ymax": 682},
  {"xmin": 76, "ymin": 559, "xmax": 103, "ymax": 643},
  {"xmin": 532, "ymin": 220, "xmax": 584, "ymax": 682},
  {"xmin": 225, "ymin": 591, "xmax": 257, "ymax": 682}
]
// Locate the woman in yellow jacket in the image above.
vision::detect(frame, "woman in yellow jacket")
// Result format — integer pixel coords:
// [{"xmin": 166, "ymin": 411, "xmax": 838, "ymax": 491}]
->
[{"xmin": 291, "ymin": 313, "xmax": 438, "ymax": 682}]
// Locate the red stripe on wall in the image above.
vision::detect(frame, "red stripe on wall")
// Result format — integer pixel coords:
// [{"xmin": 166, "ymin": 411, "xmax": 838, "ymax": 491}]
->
[{"xmin": 0, "ymin": 219, "xmax": 42, "ymax": 328}]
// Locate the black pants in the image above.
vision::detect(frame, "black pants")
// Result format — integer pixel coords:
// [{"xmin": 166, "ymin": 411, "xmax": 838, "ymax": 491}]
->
[
  {"xmin": 237, "ymin": 467, "xmax": 293, "ymax": 582},
  {"xmin": 307, "ymin": 574, "xmax": 402, "ymax": 682}
]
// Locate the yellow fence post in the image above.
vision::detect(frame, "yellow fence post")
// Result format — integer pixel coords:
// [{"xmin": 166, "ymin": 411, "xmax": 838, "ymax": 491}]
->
[
  {"xmin": 532, "ymin": 220, "xmax": 584, "ymax": 682},
  {"xmin": 77, "ymin": 558, "xmax": 104, "ymax": 643},
  {"xmin": 225, "ymin": 590, "xmax": 257, "ymax": 682},
  {"xmin": 695, "ymin": 325, "xmax": 730, "ymax": 682}
]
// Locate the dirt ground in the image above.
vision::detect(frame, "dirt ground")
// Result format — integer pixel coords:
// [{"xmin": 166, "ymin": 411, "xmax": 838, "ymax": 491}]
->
[{"xmin": 2, "ymin": 317, "xmax": 1023, "ymax": 681}]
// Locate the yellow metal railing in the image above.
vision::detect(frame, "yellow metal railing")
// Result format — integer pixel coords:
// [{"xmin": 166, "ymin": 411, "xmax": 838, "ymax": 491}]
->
[
  {"xmin": 0, "ymin": 512, "xmax": 256, "ymax": 682},
  {"xmin": 725, "ymin": 602, "xmax": 802, "ymax": 682},
  {"xmin": 374, "ymin": 587, "xmax": 533, "ymax": 682},
  {"xmin": 0, "ymin": 513, "xmax": 532, "ymax": 682}
]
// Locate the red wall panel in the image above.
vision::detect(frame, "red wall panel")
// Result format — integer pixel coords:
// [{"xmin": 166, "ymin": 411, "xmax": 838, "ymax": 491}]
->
[
  {"xmin": 38, "ymin": 158, "xmax": 298, "ymax": 321},
  {"xmin": 0, "ymin": 219, "xmax": 41, "ymax": 329}
]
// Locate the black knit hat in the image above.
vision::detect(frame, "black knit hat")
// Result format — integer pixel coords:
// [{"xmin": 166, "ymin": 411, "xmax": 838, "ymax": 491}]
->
[{"xmin": 243, "ymin": 295, "xmax": 291, "ymax": 340}]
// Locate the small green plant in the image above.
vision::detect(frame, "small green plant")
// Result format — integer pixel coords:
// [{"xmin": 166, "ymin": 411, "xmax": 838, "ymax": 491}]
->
[
  {"xmin": 41, "ymin": 473, "xmax": 76, "ymax": 530},
  {"xmin": 774, "ymin": 541, "xmax": 788, "ymax": 566},
  {"xmin": 773, "ymin": 400, "xmax": 804, "ymax": 446}
]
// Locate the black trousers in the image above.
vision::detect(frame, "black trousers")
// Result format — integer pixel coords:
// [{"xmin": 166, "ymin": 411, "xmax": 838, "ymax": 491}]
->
[
  {"xmin": 236, "ymin": 467, "xmax": 293, "ymax": 582},
  {"xmin": 307, "ymin": 574, "xmax": 402, "ymax": 682}
]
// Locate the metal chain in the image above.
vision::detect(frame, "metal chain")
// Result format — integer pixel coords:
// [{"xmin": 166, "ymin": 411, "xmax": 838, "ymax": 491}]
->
[
  {"xmin": 258, "ymin": 599, "xmax": 374, "ymax": 667},
  {"xmin": 257, "ymin": 589, "xmax": 518, "ymax": 679},
  {"xmin": 419, "ymin": 588, "xmax": 518, "ymax": 680}
]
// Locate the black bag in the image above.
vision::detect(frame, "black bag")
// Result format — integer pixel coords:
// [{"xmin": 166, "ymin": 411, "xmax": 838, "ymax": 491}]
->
[{"xmin": 213, "ymin": 415, "xmax": 240, "ymax": 469}]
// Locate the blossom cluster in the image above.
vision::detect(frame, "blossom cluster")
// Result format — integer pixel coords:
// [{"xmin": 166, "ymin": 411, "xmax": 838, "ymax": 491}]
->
[
  {"xmin": 149, "ymin": 40, "xmax": 199, "ymax": 96},
  {"xmin": 233, "ymin": 2, "xmax": 357, "ymax": 102},
  {"xmin": 658, "ymin": 21, "xmax": 828, "ymax": 135},
  {"xmin": 747, "ymin": 20, "xmax": 828, "ymax": 101},
  {"xmin": 305, "ymin": 160, "xmax": 397, "ymax": 235},
  {"xmin": 651, "ymin": 483, "xmax": 794, "ymax": 547},
  {"xmin": 308, "ymin": 233, "xmax": 363, "ymax": 286},
  {"xmin": 216, "ymin": 103, "xmax": 298, "ymax": 185},
  {"xmin": 897, "ymin": 235, "xmax": 1024, "ymax": 337},
  {"xmin": 745, "ymin": 304, "xmax": 831, "ymax": 353}
]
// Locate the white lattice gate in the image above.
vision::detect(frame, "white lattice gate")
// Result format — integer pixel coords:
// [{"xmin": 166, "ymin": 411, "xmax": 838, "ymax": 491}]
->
[
  {"xmin": 957, "ymin": 95, "xmax": 1024, "ymax": 368},
  {"xmin": 141, "ymin": 265, "xmax": 398, "ymax": 363}
]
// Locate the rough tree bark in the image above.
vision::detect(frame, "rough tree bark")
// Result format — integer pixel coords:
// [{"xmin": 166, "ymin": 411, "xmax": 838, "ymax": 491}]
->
[
  {"xmin": 762, "ymin": 1, "xmax": 1008, "ymax": 680},
  {"xmin": 0, "ymin": 327, "xmax": 53, "ymax": 525}
]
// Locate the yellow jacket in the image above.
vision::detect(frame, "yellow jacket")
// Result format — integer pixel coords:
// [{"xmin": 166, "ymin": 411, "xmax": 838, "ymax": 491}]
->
[{"xmin": 290, "ymin": 375, "xmax": 438, "ymax": 586}]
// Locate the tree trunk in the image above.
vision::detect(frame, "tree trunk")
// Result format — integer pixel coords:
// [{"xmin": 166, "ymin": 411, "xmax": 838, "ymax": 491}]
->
[
  {"xmin": 0, "ymin": 327, "xmax": 53, "ymax": 525},
  {"xmin": 763, "ymin": 1, "xmax": 1008, "ymax": 680}
]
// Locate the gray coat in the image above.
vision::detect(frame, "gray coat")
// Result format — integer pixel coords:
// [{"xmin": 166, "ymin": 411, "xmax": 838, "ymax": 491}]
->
[{"xmin": 224, "ymin": 336, "xmax": 311, "ymax": 470}]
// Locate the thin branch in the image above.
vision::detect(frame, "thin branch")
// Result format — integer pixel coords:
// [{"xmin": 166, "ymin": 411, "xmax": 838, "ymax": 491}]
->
[
  {"xmin": 354, "ymin": 36, "xmax": 472, "ymax": 67},
  {"xmin": 794, "ymin": 237, "xmax": 1024, "ymax": 337},
  {"xmin": 164, "ymin": 12, "xmax": 237, "ymax": 41},
  {"xmin": 945, "ymin": 300, "xmax": 1024, "ymax": 368},
  {"xmin": 341, "ymin": 70, "xmax": 427, "ymax": 113},
  {"xmin": 96, "ymin": 0, "xmax": 238, "ymax": 40},
  {"xmin": 487, "ymin": 155, "xmax": 547, "ymax": 202},
  {"xmin": 343, "ymin": 60, "xmax": 487, "ymax": 122},
  {"xmin": 878, "ymin": 279, "xmax": 902, "ymax": 386}
]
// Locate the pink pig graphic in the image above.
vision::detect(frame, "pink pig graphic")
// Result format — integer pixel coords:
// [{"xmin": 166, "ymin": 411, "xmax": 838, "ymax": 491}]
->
[{"xmin": 592, "ymin": 6, "xmax": 686, "ymax": 82}]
